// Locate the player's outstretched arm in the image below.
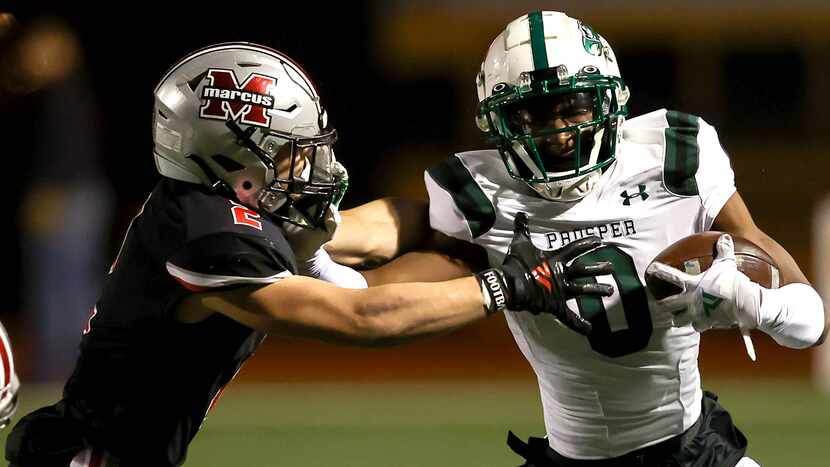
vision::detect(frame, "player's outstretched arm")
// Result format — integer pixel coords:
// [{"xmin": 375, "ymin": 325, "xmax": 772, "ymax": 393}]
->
[
  {"xmin": 285, "ymin": 199, "xmax": 477, "ymax": 289},
  {"xmin": 358, "ymin": 231, "xmax": 490, "ymax": 286},
  {"xmin": 711, "ymin": 192, "xmax": 826, "ymax": 346},
  {"xmin": 177, "ymin": 275, "xmax": 489, "ymax": 346},
  {"xmin": 175, "ymin": 212, "xmax": 615, "ymax": 345},
  {"xmin": 325, "ymin": 198, "xmax": 431, "ymax": 268}
]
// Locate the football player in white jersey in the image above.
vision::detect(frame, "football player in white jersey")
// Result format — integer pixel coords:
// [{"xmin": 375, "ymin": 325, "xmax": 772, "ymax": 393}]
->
[{"xmin": 314, "ymin": 10, "xmax": 828, "ymax": 467}]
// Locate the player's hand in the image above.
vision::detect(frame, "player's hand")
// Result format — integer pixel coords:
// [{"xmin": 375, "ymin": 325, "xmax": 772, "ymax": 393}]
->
[
  {"xmin": 283, "ymin": 160, "xmax": 349, "ymax": 262},
  {"xmin": 476, "ymin": 212, "xmax": 614, "ymax": 335},
  {"xmin": 647, "ymin": 233, "xmax": 762, "ymax": 333},
  {"xmin": 283, "ymin": 204, "xmax": 341, "ymax": 262}
]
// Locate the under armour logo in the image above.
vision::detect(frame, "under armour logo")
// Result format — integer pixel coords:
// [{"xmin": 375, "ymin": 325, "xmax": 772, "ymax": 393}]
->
[
  {"xmin": 702, "ymin": 291, "xmax": 724, "ymax": 317},
  {"xmin": 620, "ymin": 184, "xmax": 649, "ymax": 205}
]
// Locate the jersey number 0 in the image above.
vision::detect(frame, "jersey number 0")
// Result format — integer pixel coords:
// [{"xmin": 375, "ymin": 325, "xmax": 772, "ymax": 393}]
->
[{"xmin": 571, "ymin": 245, "xmax": 653, "ymax": 358}]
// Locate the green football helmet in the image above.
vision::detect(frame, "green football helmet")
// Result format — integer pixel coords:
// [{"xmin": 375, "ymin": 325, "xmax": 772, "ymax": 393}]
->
[{"xmin": 475, "ymin": 11, "xmax": 630, "ymax": 202}]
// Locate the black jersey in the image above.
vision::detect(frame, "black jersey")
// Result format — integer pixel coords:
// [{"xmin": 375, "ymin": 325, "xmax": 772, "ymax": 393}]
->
[{"xmin": 7, "ymin": 179, "xmax": 296, "ymax": 467}]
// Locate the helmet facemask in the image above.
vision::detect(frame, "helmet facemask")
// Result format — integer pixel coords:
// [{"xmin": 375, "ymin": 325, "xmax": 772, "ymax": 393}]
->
[
  {"xmin": 477, "ymin": 66, "xmax": 626, "ymax": 201},
  {"xmin": 226, "ymin": 119, "xmax": 348, "ymax": 229}
]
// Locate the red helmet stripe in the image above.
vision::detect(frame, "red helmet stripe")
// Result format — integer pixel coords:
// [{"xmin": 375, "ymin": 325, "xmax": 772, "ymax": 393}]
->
[{"xmin": 0, "ymin": 330, "xmax": 10, "ymax": 388}]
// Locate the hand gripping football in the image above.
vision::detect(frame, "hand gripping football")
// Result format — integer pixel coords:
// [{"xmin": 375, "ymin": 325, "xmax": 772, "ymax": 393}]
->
[
  {"xmin": 645, "ymin": 231, "xmax": 780, "ymax": 300},
  {"xmin": 645, "ymin": 231, "xmax": 780, "ymax": 362}
]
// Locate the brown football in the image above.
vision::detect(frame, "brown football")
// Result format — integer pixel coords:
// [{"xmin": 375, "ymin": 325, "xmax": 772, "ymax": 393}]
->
[{"xmin": 645, "ymin": 231, "xmax": 781, "ymax": 300}]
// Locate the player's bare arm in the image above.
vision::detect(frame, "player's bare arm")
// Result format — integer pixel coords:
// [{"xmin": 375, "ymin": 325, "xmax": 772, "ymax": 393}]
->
[
  {"xmin": 326, "ymin": 197, "xmax": 431, "ymax": 268},
  {"xmin": 284, "ymin": 197, "xmax": 452, "ymax": 289},
  {"xmin": 175, "ymin": 275, "xmax": 487, "ymax": 346},
  {"xmin": 712, "ymin": 191, "xmax": 808, "ymax": 285},
  {"xmin": 711, "ymin": 191, "xmax": 828, "ymax": 346},
  {"xmin": 296, "ymin": 196, "xmax": 488, "ymax": 287},
  {"xmin": 180, "ymin": 213, "xmax": 613, "ymax": 343},
  {"xmin": 359, "ymin": 231, "xmax": 490, "ymax": 286}
]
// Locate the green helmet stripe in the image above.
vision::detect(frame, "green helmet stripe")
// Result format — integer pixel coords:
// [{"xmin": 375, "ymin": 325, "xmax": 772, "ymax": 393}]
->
[
  {"xmin": 664, "ymin": 110, "xmax": 700, "ymax": 196},
  {"xmin": 528, "ymin": 11, "xmax": 549, "ymax": 71},
  {"xmin": 427, "ymin": 156, "xmax": 496, "ymax": 238}
]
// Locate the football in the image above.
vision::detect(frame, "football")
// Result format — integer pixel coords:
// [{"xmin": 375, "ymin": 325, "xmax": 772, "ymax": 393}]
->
[{"xmin": 645, "ymin": 231, "xmax": 781, "ymax": 300}]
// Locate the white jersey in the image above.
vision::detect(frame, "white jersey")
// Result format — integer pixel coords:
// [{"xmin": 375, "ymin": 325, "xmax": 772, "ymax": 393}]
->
[{"xmin": 424, "ymin": 109, "xmax": 736, "ymax": 459}]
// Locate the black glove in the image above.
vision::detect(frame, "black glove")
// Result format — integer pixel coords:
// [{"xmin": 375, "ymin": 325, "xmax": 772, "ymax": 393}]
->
[{"xmin": 475, "ymin": 212, "xmax": 614, "ymax": 335}]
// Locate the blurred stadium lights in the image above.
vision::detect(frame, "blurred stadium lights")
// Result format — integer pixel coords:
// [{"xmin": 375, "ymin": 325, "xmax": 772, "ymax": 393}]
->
[
  {"xmin": 0, "ymin": 14, "xmax": 80, "ymax": 100},
  {"xmin": 0, "ymin": 12, "xmax": 16, "ymax": 39}
]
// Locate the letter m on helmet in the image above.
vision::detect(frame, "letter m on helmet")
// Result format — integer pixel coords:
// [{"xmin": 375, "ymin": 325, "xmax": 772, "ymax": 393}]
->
[{"xmin": 199, "ymin": 69, "xmax": 276, "ymax": 127}]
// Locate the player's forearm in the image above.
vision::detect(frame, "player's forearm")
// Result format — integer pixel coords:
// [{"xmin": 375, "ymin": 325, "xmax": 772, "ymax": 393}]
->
[
  {"xmin": 750, "ymin": 283, "xmax": 826, "ymax": 349},
  {"xmin": 731, "ymin": 231, "xmax": 824, "ymax": 347},
  {"xmin": 360, "ymin": 250, "xmax": 474, "ymax": 286},
  {"xmin": 755, "ymin": 235, "xmax": 830, "ymax": 348},
  {"xmin": 347, "ymin": 277, "xmax": 488, "ymax": 345},
  {"xmin": 326, "ymin": 197, "xmax": 429, "ymax": 267},
  {"xmin": 747, "ymin": 232, "xmax": 809, "ymax": 286},
  {"xmin": 246, "ymin": 276, "xmax": 488, "ymax": 346}
]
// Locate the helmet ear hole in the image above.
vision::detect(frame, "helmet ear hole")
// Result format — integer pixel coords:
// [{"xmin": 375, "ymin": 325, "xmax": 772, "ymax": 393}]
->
[{"xmin": 242, "ymin": 181, "xmax": 253, "ymax": 190}]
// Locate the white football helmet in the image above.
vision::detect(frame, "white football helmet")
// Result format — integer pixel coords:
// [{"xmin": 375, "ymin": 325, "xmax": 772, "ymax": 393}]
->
[
  {"xmin": 0, "ymin": 321, "xmax": 18, "ymax": 430},
  {"xmin": 476, "ymin": 11, "xmax": 630, "ymax": 202},
  {"xmin": 153, "ymin": 42, "xmax": 347, "ymax": 228}
]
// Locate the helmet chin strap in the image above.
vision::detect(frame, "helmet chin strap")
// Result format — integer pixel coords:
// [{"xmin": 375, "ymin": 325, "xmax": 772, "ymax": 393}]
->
[
  {"xmin": 515, "ymin": 126, "xmax": 606, "ymax": 202},
  {"xmin": 528, "ymin": 170, "xmax": 600, "ymax": 202}
]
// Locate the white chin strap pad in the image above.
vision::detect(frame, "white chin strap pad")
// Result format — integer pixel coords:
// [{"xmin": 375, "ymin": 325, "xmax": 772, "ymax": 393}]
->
[
  {"xmin": 511, "ymin": 124, "xmax": 606, "ymax": 202},
  {"xmin": 530, "ymin": 170, "xmax": 600, "ymax": 202}
]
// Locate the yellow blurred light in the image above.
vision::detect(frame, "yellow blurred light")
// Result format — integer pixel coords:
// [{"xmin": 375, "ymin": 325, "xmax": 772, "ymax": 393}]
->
[
  {"xmin": 0, "ymin": 12, "xmax": 17, "ymax": 39},
  {"xmin": 16, "ymin": 18, "xmax": 81, "ymax": 91}
]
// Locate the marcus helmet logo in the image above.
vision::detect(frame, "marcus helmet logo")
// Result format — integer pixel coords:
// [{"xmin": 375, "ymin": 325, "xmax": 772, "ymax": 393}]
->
[{"xmin": 200, "ymin": 68, "xmax": 276, "ymax": 127}]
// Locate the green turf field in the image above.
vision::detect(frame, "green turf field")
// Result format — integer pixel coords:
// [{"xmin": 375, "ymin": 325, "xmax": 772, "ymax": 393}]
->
[{"xmin": 4, "ymin": 380, "xmax": 827, "ymax": 466}]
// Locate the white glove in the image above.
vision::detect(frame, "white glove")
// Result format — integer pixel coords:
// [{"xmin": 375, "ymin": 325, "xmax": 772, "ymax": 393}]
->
[
  {"xmin": 282, "ymin": 203, "xmax": 341, "ymax": 262},
  {"xmin": 648, "ymin": 234, "xmax": 762, "ymax": 332},
  {"xmin": 647, "ymin": 234, "xmax": 761, "ymax": 359}
]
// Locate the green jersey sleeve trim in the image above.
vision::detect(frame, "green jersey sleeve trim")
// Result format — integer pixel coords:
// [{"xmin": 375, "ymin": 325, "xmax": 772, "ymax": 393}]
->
[
  {"xmin": 664, "ymin": 110, "xmax": 701, "ymax": 197},
  {"xmin": 426, "ymin": 155, "xmax": 496, "ymax": 239}
]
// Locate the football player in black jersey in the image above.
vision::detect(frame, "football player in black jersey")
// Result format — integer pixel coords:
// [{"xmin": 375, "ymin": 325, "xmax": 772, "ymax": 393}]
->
[{"xmin": 6, "ymin": 43, "xmax": 616, "ymax": 467}]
